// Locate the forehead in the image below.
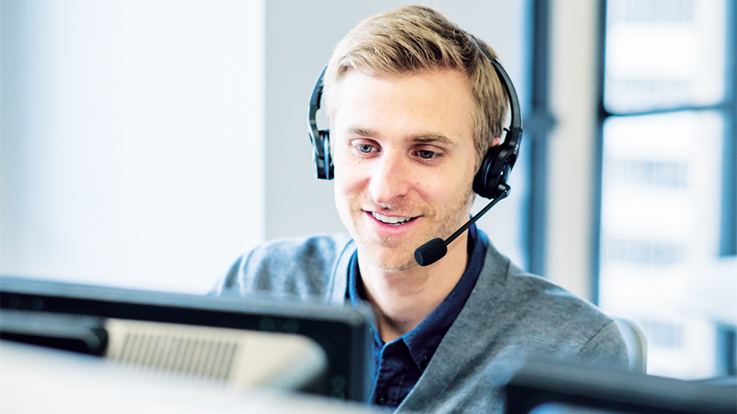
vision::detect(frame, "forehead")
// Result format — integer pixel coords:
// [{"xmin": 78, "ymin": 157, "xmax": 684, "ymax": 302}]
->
[{"xmin": 331, "ymin": 67, "xmax": 475, "ymax": 143}]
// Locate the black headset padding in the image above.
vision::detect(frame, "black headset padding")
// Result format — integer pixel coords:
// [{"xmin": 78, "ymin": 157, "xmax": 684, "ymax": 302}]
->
[
  {"xmin": 308, "ymin": 67, "xmax": 333, "ymax": 179},
  {"xmin": 472, "ymin": 57, "xmax": 523, "ymax": 199}
]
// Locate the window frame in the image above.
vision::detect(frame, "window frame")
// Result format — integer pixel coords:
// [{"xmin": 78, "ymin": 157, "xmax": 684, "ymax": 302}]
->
[{"xmin": 524, "ymin": 0, "xmax": 556, "ymax": 276}]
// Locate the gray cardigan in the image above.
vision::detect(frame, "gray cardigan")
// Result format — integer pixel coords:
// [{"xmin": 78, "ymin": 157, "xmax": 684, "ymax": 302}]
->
[{"xmin": 214, "ymin": 232, "xmax": 629, "ymax": 413}]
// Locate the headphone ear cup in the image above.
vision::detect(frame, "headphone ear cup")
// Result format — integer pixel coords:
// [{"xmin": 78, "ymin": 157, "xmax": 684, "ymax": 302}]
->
[
  {"xmin": 473, "ymin": 145, "xmax": 503, "ymax": 199},
  {"xmin": 320, "ymin": 130, "xmax": 334, "ymax": 180},
  {"xmin": 311, "ymin": 129, "xmax": 333, "ymax": 180},
  {"xmin": 308, "ymin": 66, "xmax": 334, "ymax": 180}
]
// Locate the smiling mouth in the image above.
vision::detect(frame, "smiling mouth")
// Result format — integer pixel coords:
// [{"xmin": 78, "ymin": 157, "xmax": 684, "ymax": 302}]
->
[{"xmin": 371, "ymin": 212, "xmax": 418, "ymax": 226}]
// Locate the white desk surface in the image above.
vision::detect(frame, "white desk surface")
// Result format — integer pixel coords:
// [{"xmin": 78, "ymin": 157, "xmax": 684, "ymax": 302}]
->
[{"xmin": 1, "ymin": 341, "xmax": 378, "ymax": 414}]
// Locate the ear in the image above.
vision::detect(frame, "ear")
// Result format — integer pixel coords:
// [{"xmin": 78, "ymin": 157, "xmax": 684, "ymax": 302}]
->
[{"xmin": 492, "ymin": 136, "xmax": 501, "ymax": 147}]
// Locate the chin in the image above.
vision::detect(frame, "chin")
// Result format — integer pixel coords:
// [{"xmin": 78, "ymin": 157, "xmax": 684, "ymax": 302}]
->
[{"xmin": 361, "ymin": 245, "xmax": 418, "ymax": 273}]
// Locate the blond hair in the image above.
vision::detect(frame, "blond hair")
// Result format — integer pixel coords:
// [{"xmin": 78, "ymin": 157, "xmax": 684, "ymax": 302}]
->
[{"xmin": 323, "ymin": 5, "xmax": 508, "ymax": 170}]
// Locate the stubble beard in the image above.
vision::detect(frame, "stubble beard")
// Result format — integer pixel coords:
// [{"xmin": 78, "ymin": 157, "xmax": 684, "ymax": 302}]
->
[{"xmin": 336, "ymin": 187, "xmax": 475, "ymax": 273}]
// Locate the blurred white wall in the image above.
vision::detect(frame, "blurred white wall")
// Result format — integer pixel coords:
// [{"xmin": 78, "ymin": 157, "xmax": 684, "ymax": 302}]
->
[
  {"xmin": 1, "ymin": 0, "xmax": 265, "ymax": 293},
  {"xmin": 1, "ymin": 0, "xmax": 527, "ymax": 294}
]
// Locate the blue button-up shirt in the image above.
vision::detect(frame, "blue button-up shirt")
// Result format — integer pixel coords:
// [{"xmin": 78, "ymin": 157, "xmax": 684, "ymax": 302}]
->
[{"xmin": 347, "ymin": 224, "xmax": 487, "ymax": 409}]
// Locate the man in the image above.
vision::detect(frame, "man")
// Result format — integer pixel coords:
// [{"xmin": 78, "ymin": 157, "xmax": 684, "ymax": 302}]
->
[{"xmin": 215, "ymin": 5, "xmax": 628, "ymax": 413}]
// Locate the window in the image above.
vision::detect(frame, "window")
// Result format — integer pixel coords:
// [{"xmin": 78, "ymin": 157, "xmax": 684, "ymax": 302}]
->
[{"xmin": 596, "ymin": 0, "xmax": 736, "ymax": 379}]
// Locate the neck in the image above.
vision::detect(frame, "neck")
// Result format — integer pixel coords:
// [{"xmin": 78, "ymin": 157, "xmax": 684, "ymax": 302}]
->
[{"xmin": 358, "ymin": 231, "xmax": 469, "ymax": 343}]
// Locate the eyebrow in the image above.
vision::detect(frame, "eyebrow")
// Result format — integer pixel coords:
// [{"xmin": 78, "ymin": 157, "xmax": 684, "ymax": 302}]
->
[
  {"xmin": 346, "ymin": 126, "xmax": 454, "ymax": 144},
  {"xmin": 347, "ymin": 126, "xmax": 379, "ymax": 138},
  {"xmin": 411, "ymin": 133, "xmax": 453, "ymax": 144}
]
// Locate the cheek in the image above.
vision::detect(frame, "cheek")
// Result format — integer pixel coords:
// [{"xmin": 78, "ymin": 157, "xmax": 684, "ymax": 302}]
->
[
  {"xmin": 432, "ymin": 184, "xmax": 470, "ymax": 210},
  {"xmin": 419, "ymin": 162, "xmax": 475, "ymax": 204},
  {"xmin": 332, "ymin": 152, "xmax": 366, "ymax": 197}
]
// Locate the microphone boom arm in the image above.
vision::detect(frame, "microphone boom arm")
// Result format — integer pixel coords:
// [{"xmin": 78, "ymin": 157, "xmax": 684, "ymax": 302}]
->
[
  {"xmin": 414, "ymin": 184, "xmax": 511, "ymax": 267},
  {"xmin": 445, "ymin": 184, "xmax": 510, "ymax": 246}
]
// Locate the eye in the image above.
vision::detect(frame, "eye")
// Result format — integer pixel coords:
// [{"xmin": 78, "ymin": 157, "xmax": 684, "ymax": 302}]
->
[
  {"xmin": 356, "ymin": 143, "xmax": 376, "ymax": 153},
  {"xmin": 417, "ymin": 150, "xmax": 436, "ymax": 159}
]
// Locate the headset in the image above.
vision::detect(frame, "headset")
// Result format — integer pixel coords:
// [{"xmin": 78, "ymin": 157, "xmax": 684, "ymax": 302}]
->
[{"xmin": 307, "ymin": 49, "xmax": 522, "ymax": 201}]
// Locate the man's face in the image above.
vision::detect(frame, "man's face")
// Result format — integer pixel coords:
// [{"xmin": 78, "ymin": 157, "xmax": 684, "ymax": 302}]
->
[{"xmin": 331, "ymin": 67, "xmax": 478, "ymax": 272}]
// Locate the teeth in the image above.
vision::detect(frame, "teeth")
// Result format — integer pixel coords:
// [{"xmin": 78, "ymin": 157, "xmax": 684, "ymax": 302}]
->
[{"xmin": 372, "ymin": 212, "xmax": 413, "ymax": 225}]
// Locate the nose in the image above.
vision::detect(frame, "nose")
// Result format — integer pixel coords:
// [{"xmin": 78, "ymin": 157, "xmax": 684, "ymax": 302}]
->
[{"xmin": 368, "ymin": 150, "xmax": 411, "ymax": 206}]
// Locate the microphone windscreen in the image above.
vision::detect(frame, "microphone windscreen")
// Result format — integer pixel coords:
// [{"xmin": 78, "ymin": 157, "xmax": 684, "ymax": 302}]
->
[{"xmin": 414, "ymin": 238, "xmax": 448, "ymax": 267}]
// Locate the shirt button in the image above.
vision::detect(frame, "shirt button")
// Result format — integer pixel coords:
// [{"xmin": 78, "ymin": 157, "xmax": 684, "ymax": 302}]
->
[{"xmin": 376, "ymin": 395, "xmax": 387, "ymax": 406}]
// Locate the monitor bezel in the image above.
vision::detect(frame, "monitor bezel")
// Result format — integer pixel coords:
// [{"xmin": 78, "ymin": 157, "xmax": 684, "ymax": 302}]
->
[{"xmin": 0, "ymin": 275, "xmax": 374, "ymax": 402}]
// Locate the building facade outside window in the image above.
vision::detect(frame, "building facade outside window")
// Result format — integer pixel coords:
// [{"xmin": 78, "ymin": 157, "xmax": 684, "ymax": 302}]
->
[{"xmin": 597, "ymin": 0, "xmax": 736, "ymax": 379}]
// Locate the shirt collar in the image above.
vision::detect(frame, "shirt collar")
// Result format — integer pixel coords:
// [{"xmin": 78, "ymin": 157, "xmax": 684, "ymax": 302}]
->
[{"xmin": 347, "ymin": 224, "xmax": 488, "ymax": 371}]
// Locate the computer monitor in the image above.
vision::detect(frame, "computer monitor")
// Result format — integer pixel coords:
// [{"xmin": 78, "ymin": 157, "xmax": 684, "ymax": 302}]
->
[
  {"xmin": 0, "ymin": 276, "xmax": 373, "ymax": 402},
  {"xmin": 505, "ymin": 359, "xmax": 737, "ymax": 414}
]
